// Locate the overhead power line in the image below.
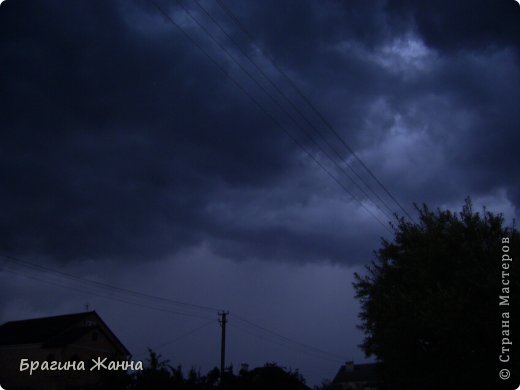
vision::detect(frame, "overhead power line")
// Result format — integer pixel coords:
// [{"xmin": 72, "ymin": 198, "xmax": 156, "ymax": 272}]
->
[
  {"xmin": 191, "ymin": 0, "xmax": 399, "ymax": 223},
  {"xmin": 179, "ymin": 0, "xmax": 396, "ymax": 223},
  {"xmin": 1, "ymin": 267, "xmax": 215, "ymax": 321},
  {"xmin": 134, "ymin": 319, "xmax": 216, "ymax": 360},
  {"xmin": 229, "ymin": 324, "xmax": 343, "ymax": 365},
  {"xmin": 214, "ymin": 0, "xmax": 416, "ymax": 224},
  {"xmin": 0, "ymin": 254, "xmax": 220, "ymax": 314},
  {"xmin": 231, "ymin": 313, "xmax": 347, "ymax": 363},
  {"xmin": 1, "ymin": 253, "xmax": 349, "ymax": 366},
  {"xmin": 148, "ymin": 0, "xmax": 393, "ymax": 233}
]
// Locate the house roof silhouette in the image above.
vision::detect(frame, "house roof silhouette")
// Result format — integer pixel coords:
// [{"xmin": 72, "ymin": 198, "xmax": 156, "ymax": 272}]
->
[
  {"xmin": 0, "ymin": 311, "xmax": 130, "ymax": 356},
  {"xmin": 332, "ymin": 361, "xmax": 382, "ymax": 388}
]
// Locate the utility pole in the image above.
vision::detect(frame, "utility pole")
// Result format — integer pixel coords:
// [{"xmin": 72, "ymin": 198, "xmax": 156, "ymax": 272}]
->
[{"xmin": 218, "ymin": 311, "xmax": 229, "ymax": 390}]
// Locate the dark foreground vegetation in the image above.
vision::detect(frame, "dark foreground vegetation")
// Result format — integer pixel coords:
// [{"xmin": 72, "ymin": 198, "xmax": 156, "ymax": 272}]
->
[
  {"xmin": 100, "ymin": 349, "xmax": 311, "ymax": 390},
  {"xmin": 353, "ymin": 198, "xmax": 520, "ymax": 389}
]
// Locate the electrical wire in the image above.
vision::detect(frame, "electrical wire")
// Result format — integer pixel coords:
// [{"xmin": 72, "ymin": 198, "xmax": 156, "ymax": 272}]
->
[
  {"xmin": 0, "ymin": 267, "xmax": 215, "ymax": 321},
  {"xmin": 228, "ymin": 323, "xmax": 344, "ymax": 364},
  {"xmin": 0, "ymin": 254, "xmax": 220, "ymax": 314},
  {"xmin": 231, "ymin": 313, "xmax": 347, "ymax": 362},
  {"xmin": 191, "ymin": 0, "xmax": 399, "ymax": 223},
  {"xmin": 0, "ymin": 254, "xmax": 218, "ymax": 319},
  {"xmin": 177, "ymin": 0, "xmax": 395, "ymax": 222},
  {"xmin": 153, "ymin": 319, "xmax": 215, "ymax": 350},
  {"xmin": 1, "ymin": 253, "xmax": 351, "ymax": 366},
  {"xmin": 133, "ymin": 319, "xmax": 216, "ymax": 360},
  {"xmin": 214, "ymin": 0, "xmax": 416, "ymax": 224},
  {"xmin": 148, "ymin": 0, "xmax": 393, "ymax": 233}
]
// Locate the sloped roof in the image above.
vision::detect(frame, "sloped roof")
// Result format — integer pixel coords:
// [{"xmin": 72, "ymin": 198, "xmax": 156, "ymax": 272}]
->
[
  {"xmin": 0, "ymin": 311, "xmax": 130, "ymax": 356},
  {"xmin": 43, "ymin": 324, "xmax": 96, "ymax": 347},
  {"xmin": 333, "ymin": 362, "xmax": 382, "ymax": 384},
  {"xmin": 0, "ymin": 312, "xmax": 92, "ymax": 345}
]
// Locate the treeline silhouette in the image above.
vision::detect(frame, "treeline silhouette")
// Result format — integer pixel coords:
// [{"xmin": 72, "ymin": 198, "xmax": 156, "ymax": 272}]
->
[{"xmin": 101, "ymin": 349, "xmax": 311, "ymax": 390}]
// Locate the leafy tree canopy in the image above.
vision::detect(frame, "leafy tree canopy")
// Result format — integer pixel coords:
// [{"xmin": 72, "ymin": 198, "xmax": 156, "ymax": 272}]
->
[{"xmin": 353, "ymin": 198, "xmax": 519, "ymax": 389}]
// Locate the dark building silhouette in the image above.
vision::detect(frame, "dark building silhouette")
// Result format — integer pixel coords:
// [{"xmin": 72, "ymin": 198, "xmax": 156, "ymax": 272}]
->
[
  {"xmin": 331, "ymin": 361, "xmax": 382, "ymax": 390},
  {"xmin": 0, "ymin": 311, "xmax": 130, "ymax": 389}
]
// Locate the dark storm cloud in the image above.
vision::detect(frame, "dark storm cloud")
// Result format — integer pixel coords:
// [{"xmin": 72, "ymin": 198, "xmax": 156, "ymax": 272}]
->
[
  {"xmin": 3, "ymin": 0, "xmax": 363, "ymax": 264},
  {"xmin": 223, "ymin": 0, "xmax": 409, "ymax": 67},
  {"xmin": 386, "ymin": 0, "xmax": 520, "ymax": 52},
  {"xmin": 0, "ymin": 0, "xmax": 297, "ymax": 262},
  {"xmin": 1, "ymin": 0, "xmax": 519, "ymax": 266},
  {"xmin": 283, "ymin": 0, "xmax": 520, "ymax": 211},
  {"xmin": 1, "ymin": 1, "xmax": 520, "ymax": 384}
]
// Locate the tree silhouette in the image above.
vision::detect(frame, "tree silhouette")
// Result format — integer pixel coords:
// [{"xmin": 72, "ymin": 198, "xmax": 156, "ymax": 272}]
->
[
  {"xmin": 353, "ymin": 198, "xmax": 519, "ymax": 389},
  {"xmin": 130, "ymin": 349, "xmax": 177, "ymax": 389},
  {"xmin": 128, "ymin": 349, "xmax": 223, "ymax": 389}
]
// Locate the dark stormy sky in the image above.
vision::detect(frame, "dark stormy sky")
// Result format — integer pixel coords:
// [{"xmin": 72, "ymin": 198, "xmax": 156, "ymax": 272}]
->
[{"xmin": 1, "ymin": 0, "xmax": 519, "ymax": 385}]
